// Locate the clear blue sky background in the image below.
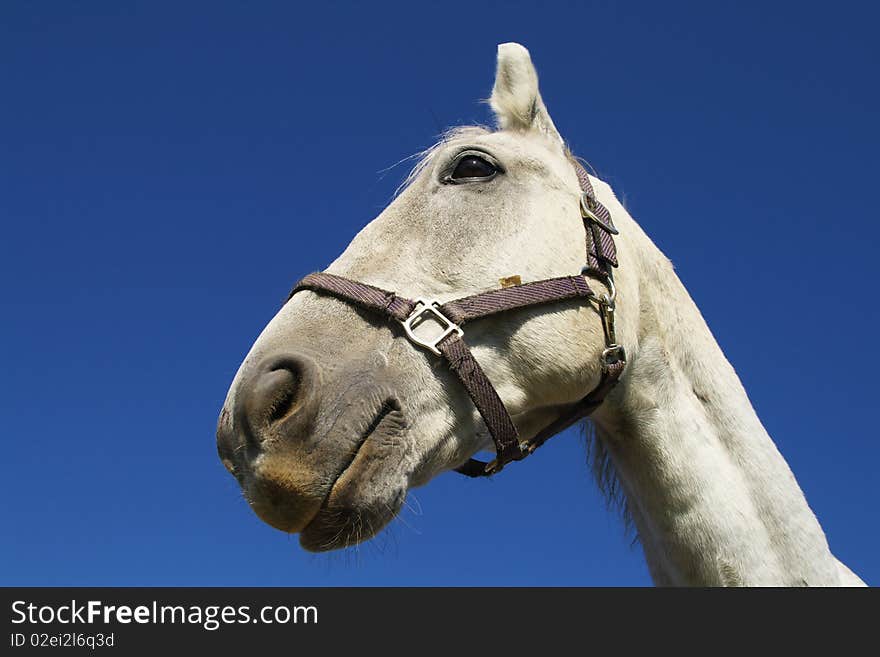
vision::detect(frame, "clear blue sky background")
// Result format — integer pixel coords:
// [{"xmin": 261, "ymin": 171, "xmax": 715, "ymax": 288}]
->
[{"xmin": 2, "ymin": 1, "xmax": 877, "ymax": 586}]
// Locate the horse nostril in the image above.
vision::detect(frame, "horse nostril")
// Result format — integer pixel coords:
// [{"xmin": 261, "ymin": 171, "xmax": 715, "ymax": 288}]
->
[
  {"xmin": 237, "ymin": 355, "xmax": 318, "ymax": 446},
  {"xmin": 259, "ymin": 367, "xmax": 302, "ymax": 425}
]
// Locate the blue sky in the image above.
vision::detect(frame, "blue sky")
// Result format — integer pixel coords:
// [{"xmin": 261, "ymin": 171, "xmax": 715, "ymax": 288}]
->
[{"xmin": 1, "ymin": 1, "xmax": 877, "ymax": 586}]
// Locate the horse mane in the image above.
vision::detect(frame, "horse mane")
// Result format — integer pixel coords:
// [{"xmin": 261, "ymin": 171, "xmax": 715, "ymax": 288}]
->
[{"xmin": 584, "ymin": 421, "xmax": 636, "ymax": 541}]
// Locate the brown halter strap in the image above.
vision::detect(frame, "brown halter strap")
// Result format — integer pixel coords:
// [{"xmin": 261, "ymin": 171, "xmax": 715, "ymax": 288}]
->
[{"xmin": 287, "ymin": 160, "xmax": 625, "ymax": 477}]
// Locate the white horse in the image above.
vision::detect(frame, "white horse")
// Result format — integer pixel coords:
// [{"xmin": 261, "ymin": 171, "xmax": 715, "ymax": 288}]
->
[{"xmin": 217, "ymin": 43, "xmax": 865, "ymax": 586}]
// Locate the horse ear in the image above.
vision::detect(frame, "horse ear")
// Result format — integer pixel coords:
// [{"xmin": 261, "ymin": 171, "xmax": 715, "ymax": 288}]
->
[{"xmin": 489, "ymin": 43, "xmax": 563, "ymax": 145}]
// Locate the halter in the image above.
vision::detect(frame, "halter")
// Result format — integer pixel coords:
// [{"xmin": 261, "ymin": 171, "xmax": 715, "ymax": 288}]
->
[{"xmin": 286, "ymin": 158, "xmax": 625, "ymax": 477}]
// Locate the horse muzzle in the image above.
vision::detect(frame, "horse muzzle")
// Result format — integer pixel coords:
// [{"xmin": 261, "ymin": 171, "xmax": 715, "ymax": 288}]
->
[{"xmin": 217, "ymin": 350, "xmax": 409, "ymax": 545}]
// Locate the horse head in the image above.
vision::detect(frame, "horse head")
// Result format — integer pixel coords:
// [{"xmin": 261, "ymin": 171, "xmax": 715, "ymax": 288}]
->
[{"xmin": 216, "ymin": 43, "xmax": 623, "ymax": 551}]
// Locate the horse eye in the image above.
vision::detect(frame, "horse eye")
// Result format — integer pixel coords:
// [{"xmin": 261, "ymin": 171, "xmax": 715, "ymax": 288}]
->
[{"xmin": 450, "ymin": 155, "xmax": 497, "ymax": 180}]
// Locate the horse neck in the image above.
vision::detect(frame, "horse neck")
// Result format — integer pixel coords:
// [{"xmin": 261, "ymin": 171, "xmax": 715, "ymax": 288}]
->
[{"xmin": 592, "ymin": 204, "xmax": 840, "ymax": 586}]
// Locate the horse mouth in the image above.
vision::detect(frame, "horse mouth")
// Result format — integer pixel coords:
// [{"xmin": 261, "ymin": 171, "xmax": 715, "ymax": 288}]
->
[{"xmin": 299, "ymin": 398, "xmax": 407, "ymax": 552}]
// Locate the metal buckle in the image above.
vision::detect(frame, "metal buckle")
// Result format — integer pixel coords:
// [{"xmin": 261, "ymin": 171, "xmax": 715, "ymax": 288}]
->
[
  {"xmin": 401, "ymin": 299, "xmax": 463, "ymax": 356},
  {"xmin": 483, "ymin": 459, "xmax": 502, "ymax": 475},
  {"xmin": 602, "ymin": 344, "xmax": 627, "ymax": 370},
  {"xmin": 581, "ymin": 194, "xmax": 619, "ymax": 234},
  {"xmin": 581, "ymin": 269, "xmax": 617, "ymax": 306},
  {"xmin": 581, "ymin": 271, "xmax": 626, "ymax": 371},
  {"xmin": 580, "ymin": 194, "xmax": 599, "ymax": 222},
  {"xmin": 483, "ymin": 440, "xmax": 533, "ymax": 475}
]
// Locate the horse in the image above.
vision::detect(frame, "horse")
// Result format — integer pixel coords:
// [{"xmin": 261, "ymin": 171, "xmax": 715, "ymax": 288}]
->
[{"xmin": 216, "ymin": 42, "xmax": 865, "ymax": 586}]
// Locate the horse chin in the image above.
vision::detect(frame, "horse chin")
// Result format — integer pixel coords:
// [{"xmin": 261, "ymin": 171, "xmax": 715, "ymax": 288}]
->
[
  {"xmin": 298, "ymin": 490, "xmax": 405, "ymax": 553},
  {"xmin": 297, "ymin": 412, "xmax": 411, "ymax": 552},
  {"xmin": 298, "ymin": 451, "xmax": 407, "ymax": 552}
]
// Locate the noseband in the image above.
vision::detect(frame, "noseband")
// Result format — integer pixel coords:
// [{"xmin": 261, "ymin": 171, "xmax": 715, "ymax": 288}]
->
[{"xmin": 287, "ymin": 159, "xmax": 625, "ymax": 477}]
